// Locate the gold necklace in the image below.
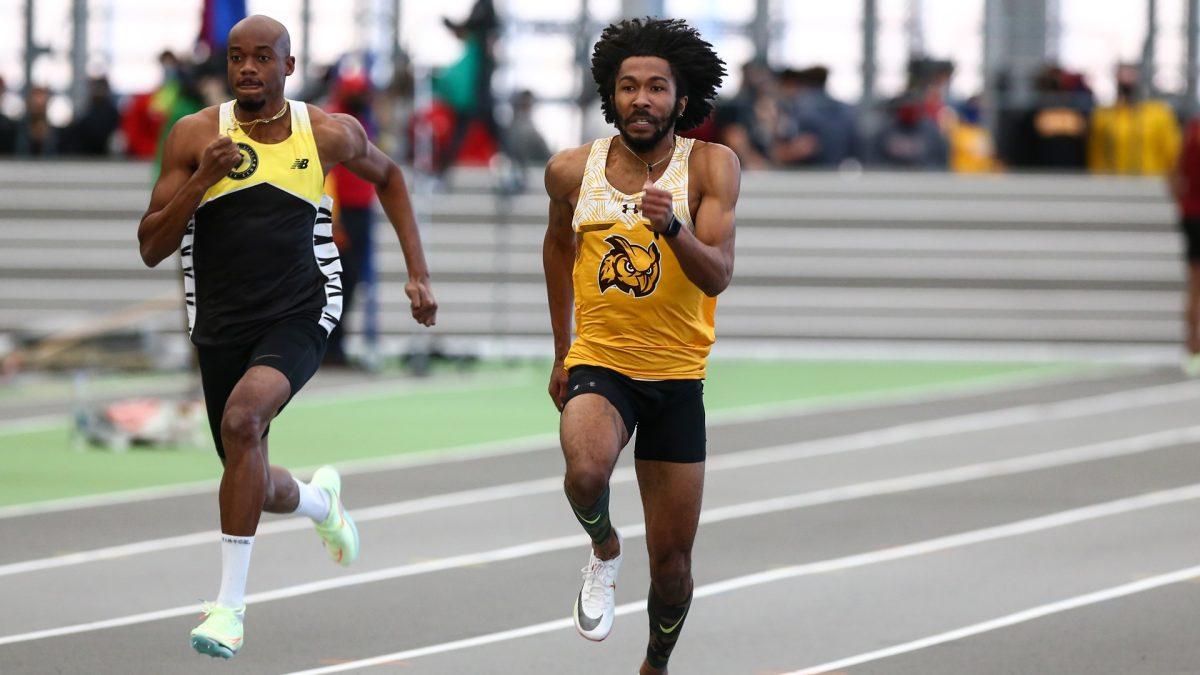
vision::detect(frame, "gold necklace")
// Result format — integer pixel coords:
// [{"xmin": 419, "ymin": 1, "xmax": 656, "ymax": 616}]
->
[
  {"xmin": 619, "ymin": 135, "xmax": 676, "ymax": 176},
  {"xmin": 229, "ymin": 100, "xmax": 289, "ymax": 135}
]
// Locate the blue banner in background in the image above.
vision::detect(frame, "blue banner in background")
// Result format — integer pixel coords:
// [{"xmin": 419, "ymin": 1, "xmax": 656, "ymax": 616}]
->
[{"xmin": 199, "ymin": 0, "xmax": 248, "ymax": 51}]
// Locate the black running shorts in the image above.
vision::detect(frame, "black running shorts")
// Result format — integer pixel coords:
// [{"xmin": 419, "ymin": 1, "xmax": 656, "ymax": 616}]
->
[
  {"xmin": 195, "ymin": 318, "xmax": 328, "ymax": 460},
  {"xmin": 563, "ymin": 364, "xmax": 706, "ymax": 463}
]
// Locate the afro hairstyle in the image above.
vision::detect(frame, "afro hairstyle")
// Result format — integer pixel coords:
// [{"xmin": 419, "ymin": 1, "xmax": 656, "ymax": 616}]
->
[{"xmin": 591, "ymin": 17, "xmax": 726, "ymax": 132}]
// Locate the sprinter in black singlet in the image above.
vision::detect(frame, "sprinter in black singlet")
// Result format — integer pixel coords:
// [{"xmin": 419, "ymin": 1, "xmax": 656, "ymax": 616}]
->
[{"xmin": 137, "ymin": 15, "xmax": 436, "ymax": 659}]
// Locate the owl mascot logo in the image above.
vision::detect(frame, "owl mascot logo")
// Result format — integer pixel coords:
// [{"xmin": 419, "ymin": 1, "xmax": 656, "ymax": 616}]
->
[{"xmin": 598, "ymin": 235, "xmax": 661, "ymax": 297}]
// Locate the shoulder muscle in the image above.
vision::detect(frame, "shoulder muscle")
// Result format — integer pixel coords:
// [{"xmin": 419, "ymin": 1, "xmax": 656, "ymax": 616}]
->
[
  {"xmin": 310, "ymin": 106, "xmax": 366, "ymax": 164},
  {"xmin": 691, "ymin": 141, "xmax": 740, "ymax": 200},
  {"xmin": 544, "ymin": 143, "xmax": 591, "ymax": 202}
]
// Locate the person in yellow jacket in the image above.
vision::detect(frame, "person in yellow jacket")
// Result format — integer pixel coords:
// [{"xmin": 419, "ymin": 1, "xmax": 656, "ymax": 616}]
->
[
  {"xmin": 949, "ymin": 96, "xmax": 999, "ymax": 173},
  {"xmin": 1088, "ymin": 64, "xmax": 1181, "ymax": 175}
]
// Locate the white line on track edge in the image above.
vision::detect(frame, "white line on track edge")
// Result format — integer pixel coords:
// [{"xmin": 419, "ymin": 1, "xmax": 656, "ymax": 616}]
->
[
  {"xmin": 280, "ymin": 484, "xmax": 1200, "ymax": 674},
  {"xmin": 3, "ymin": 376, "xmax": 1198, "ymax": 573},
  {"xmin": 1, "ymin": 427, "xmax": 1198, "ymax": 648},
  {"xmin": 783, "ymin": 564, "xmax": 1200, "ymax": 675},
  {"xmin": 0, "ymin": 366, "xmax": 1149, "ymax": 520}
]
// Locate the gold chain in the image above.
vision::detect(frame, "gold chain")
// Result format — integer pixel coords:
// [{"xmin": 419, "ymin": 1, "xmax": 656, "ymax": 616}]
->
[{"xmin": 229, "ymin": 100, "xmax": 289, "ymax": 135}]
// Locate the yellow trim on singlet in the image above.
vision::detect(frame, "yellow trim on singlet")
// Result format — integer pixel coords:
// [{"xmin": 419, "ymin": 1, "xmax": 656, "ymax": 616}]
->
[{"xmin": 201, "ymin": 100, "xmax": 325, "ymax": 208}]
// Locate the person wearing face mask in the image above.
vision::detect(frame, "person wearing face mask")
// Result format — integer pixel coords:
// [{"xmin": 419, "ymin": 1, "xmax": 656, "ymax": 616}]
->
[{"xmin": 1087, "ymin": 64, "xmax": 1180, "ymax": 175}]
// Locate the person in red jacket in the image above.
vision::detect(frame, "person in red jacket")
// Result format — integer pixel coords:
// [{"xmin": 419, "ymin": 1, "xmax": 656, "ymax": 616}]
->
[
  {"xmin": 325, "ymin": 74, "xmax": 378, "ymax": 365},
  {"xmin": 1169, "ymin": 118, "xmax": 1200, "ymax": 363}
]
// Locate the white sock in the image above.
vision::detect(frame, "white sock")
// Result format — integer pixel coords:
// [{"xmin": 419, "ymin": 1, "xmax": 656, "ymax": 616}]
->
[
  {"xmin": 216, "ymin": 534, "xmax": 254, "ymax": 610},
  {"xmin": 292, "ymin": 477, "xmax": 331, "ymax": 523}
]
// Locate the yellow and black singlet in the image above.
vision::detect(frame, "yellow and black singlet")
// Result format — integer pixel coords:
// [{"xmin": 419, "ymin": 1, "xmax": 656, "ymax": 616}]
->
[
  {"xmin": 182, "ymin": 100, "xmax": 342, "ymax": 346},
  {"xmin": 565, "ymin": 136, "xmax": 716, "ymax": 380}
]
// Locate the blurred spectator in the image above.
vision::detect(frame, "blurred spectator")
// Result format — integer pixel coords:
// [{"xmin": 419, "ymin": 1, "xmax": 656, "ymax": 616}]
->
[
  {"xmin": 1170, "ymin": 116, "xmax": 1200, "ymax": 355},
  {"xmin": 775, "ymin": 66, "xmax": 860, "ymax": 168},
  {"xmin": 61, "ymin": 77, "xmax": 121, "ymax": 156},
  {"xmin": 716, "ymin": 61, "xmax": 777, "ymax": 170},
  {"xmin": 948, "ymin": 96, "xmax": 997, "ymax": 173},
  {"xmin": 678, "ymin": 108, "xmax": 719, "ymax": 143},
  {"xmin": 325, "ymin": 73, "xmax": 378, "ymax": 366},
  {"xmin": 504, "ymin": 89, "xmax": 551, "ymax": 168},
  {"xmin": 910, "ymin": 58, "xmax": 956, "ymax": 126},
  {"xmin": 0, "ymin": 77, "xmax": 16, "ymax": 155},
  {"xmin": 432, "ymin": 0, "xmax": 501, "ymax": 175},
  {"xmin": 873, "ymin": 97, "xmax": 948, "ymax": 169},
  {"xmin": 772, "ymin": 68, "xmax": 820, "ymax": 166},
  {"xmin": 121, "ymin": 92, "xmax": 163, "ymax": 159},
  {"xmin": 1011, "ymin": 65, "xmax": 1091, "ymax": 170},
  {"xmin": 151, "ymin": 52, "xmax": 204, "ymax": 167},
  {"xmin": 25, "ymin": 86, "xmax": 60, "ymax": 156},
  {"xmin": 1088, "ymin": 64, "xmax": 1180, "ymax": 175},
  {"xmin": 298, "ymin": 64, "xmax": 340, "ymax": 107}
]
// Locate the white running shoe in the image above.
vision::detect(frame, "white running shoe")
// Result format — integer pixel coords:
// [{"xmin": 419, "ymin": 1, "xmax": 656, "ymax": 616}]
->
[{"xmin": 573, "ymin": 531, "xmax": 622, "ymax": 641}]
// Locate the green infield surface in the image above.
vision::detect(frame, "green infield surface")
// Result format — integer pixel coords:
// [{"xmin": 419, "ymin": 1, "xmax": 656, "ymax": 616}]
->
[{"xmin": 0, "ymin": 359, "xmax": 1092, "ymax": 508}]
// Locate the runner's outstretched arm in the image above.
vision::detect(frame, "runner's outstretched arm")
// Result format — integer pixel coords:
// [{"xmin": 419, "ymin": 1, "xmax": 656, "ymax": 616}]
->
[{"xmin": 327, "ymin": 112, "xmax": 437, "ymax": 327}]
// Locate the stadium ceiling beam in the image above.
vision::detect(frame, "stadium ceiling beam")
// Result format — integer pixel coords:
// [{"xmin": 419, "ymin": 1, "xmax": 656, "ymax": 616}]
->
[
  {"xmin": 1141, "ymin": 0, "xmax": 1157, "ymax": 98},
  {"xmin": 70, "ymin": 0, "xmax": 89, "ymax": 118}
]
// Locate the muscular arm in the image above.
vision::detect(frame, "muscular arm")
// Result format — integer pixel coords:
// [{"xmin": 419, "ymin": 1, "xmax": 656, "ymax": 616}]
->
[
  {"xmin": 320, "ymin": 110, "xmax": 436, "ymax": 326},
  {"xmin": 543, "ymin": 149, "xmax": 583, "ymax": 410},
  {"xmin": 137, "ymin": 116, "xmax": 239, "ymax": 267},
  {"xmin": 642, "ymin": 143, "xmax": 739, "ymax": 296}
]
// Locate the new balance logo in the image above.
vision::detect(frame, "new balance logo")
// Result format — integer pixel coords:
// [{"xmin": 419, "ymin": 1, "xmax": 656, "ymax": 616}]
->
[{"xmin": 291, "ymin": 158, "xmax": 310, "ymax": 169}]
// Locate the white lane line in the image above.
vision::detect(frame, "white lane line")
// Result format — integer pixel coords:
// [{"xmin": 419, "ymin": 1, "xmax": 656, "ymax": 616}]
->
[
  {"xmin": 0, "ymin": 414, "xmax": 69, "ymax": 436},
  {"xmin": 4, "ymin": 376, "xmax": 1199, "ymax": 576},
  {"xmin": 0, "ymin": 361, "xmax": 1071, "ymax": 437},
  {"xmin": 0, "ymin": 476, "xmax": 563, "ymax": 578},
  {"xmin": 784, "ymin": 564, "xmax": 1200, "ymax": 675},
  {"xmin": 689, "ymin": 363, "xmax": 1096, "ymax": 427},
  {"xmin": 2, "ymin": 426, "xmax": 1197, "ymax": 646},
  {"xmin": 0, "ymin": 369, "xmax": 541, "ymax": 436},
  {"xmin": 0, "ymin": 433, "xmax": 556, "ymax": 521},
  {"xmin": 282, "ymin": 484, "xmax": 1200, "ymax": 674},
  {"xmin": 0, "ymin": 363, "xmax": 1098, "ymax": 518}
]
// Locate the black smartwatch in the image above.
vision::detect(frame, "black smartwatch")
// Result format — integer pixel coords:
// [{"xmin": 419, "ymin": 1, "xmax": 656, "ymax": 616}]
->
[{"xmin": 661, "ymin": 215, "xmax": 682, "ymax": 238}]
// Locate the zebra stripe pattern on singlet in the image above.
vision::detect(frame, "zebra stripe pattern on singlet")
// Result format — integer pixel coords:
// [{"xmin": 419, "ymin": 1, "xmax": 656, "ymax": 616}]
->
[{"xmin": 312, "ymin": 195, "xmax": 343, "ymax": 334}]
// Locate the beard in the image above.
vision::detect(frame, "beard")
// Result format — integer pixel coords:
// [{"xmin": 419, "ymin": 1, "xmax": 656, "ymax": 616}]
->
[
  {"xmin": 235, "ymin": 95, "xmax": 267, "ymax": 112},
  {"xmin": 617, "ymin": 111, "xmax": 675, "ymax": 152}
]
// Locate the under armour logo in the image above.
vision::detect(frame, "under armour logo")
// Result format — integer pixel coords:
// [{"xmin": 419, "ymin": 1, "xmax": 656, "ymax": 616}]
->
[
  {"xmin": 291, "ymin": 158, "xmax": 310, "ymax": 169},
  {"xmin": 621, "ymin": 203, "xmax": 639, "ymax": 214}
]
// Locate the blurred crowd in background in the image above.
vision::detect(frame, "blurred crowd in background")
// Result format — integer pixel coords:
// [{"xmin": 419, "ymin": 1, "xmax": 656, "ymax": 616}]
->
[
  {"xmin": 0, "ymin": 0, "xmax": 1189, "ymax": 179},
  {"xmin": 684, "ymin": 56, "xmax": 1181, "ymax": 175}
]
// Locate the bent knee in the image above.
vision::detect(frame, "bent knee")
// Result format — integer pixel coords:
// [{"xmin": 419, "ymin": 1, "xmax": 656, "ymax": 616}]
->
[
  {"xmin": 564, "ymin": 465, "xmax": 610, "ymax": 505},
  {"xmin": 220, "ymin": 405, "xmax": 267, "ymax": 452},
  {"xmin": 649, "ymin": 551, "xmax": 692, "ymax": 587}
]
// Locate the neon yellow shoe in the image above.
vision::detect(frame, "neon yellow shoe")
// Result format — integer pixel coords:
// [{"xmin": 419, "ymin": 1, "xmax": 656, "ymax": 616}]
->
[
  {"xmin": 190, "ymin": 602, "xmax": 244, "ymax": 659},
  {"xmin": 311, "ymin": 465, "xmax": 359, "ymax": 566}
]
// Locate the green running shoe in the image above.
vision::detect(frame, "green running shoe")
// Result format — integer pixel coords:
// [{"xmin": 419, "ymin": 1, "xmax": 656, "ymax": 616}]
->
[
  {"xmin": 311, "ymin": 465, "xmax": 359, "ymax": 566},
  {"xmin": 190, "ymin": 602, "xmax": 244, "ymax": 659}
]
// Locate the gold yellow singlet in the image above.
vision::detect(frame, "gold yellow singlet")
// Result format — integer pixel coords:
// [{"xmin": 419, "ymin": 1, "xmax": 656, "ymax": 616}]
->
[{"xmin": 565, "ymin": 136, "xmax": 715, "ymax": 380}]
